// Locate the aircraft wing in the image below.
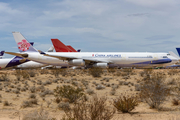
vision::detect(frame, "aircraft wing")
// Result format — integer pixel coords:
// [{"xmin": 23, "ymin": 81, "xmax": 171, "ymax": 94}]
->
[
  {"xmin": 5, "ymin": 52, "xmax": 28, "ymax": 58},
  {"xmin": 43, "ymin": 53, "xmax": 111, "ymax": 65},
  {"xmin": 43, "ymin": 54, "xmax": 77, "ymax": 60}
]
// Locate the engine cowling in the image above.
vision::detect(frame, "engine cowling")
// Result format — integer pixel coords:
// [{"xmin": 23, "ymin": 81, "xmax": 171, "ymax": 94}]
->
[
  {"xmin": 69, "ymin": 59, "xmax": 85, "ymax": 66},
  {"xmin": 93, "ymin": 63, "xmax": 108, "ymax": 68}
]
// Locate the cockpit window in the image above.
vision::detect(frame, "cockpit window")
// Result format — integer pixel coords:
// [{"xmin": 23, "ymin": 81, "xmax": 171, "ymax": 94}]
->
[
  {"xmin": 167, "ymin": 54, "xmax": 170, "ymax": 56},
  {"xmin": 163, "ymin": 56, "xmax": 168, "ymax": 58}
]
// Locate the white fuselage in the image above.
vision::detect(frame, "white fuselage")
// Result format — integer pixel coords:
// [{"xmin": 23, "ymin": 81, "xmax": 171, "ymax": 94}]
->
[
  {"xmin": 16, "ymin": 61, "xmax": 48, "ymax": 68},
  {"xmin": 22, "ymin": 52, "xmax": 178, "ymax": 68}
]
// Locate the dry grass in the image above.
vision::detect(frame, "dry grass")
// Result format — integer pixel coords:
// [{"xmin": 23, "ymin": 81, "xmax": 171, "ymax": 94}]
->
[
  {"xmin": 54, "ymin": 85, "xmax": 84, "ymax": 103},
  {"xmin": 140, "ymin": 72, "xmax": 170, "ymax": 109},
  {"xmin": 61, "ymin": 95, "xmax": 116, "ymax": 120},
  {"xmin": 113, "ymin": 93, "xmax": 139, "ymax": 113},
  {"xmin": 89, "ymin": 67, "xmax": 103, "ymax": 77}
]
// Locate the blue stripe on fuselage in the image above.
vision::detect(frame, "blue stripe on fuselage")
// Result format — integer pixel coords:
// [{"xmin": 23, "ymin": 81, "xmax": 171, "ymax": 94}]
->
[
  {"xmin": 133, "ymin": 58, "xmax": 172, "ymax": 65},
  {"xmin": 6, "ymin": 56, "xmax": 29, "ymax": 68}
]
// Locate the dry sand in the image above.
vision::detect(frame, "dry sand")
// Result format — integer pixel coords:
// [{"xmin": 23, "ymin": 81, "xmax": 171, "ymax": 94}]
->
[{"xmin": 0, "ymin": 69, "xmax": 180, "ymax": 120}]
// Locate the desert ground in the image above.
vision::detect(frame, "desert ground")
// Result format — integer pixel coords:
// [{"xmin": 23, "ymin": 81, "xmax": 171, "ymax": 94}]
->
[{"xmin": 0, "ymin": 68, "xmax": 180, "ymax": 120}]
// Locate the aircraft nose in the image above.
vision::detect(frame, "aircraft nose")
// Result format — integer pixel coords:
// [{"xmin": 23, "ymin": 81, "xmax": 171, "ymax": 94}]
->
[{"xmin": 167, "ymin": 58, "xmax": 172, "ymax": 63}]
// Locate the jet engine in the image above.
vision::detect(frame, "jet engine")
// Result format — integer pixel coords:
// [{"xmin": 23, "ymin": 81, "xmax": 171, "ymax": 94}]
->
[
  {"xmin": 93, "ymin": 63, "xmax": 108, "ymax": 68},
  {"xmin": 69, "ymin": 59, "xmax": 85, "ymax": 66}
]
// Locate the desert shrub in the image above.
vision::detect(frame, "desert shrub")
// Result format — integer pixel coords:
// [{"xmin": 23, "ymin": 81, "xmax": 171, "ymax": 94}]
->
[
  {"xmin": 40, "ymin": 69, "xmax": 49, "ymax": 75},
  {"xmin": 0, "ymin": 73, "xmax": 9, "ymax": 81},
  {"xmin": 110, "ymin": 89, "xmax": 116, "ymax": 95},
  {"xmin": 15, "ymin": 70, "xmax": 22, "ymax": 81},
  {"xmin": 135, "ymin": 84, "xmax": 141, "ymax": 91},
  {"xmin": 140, "ymin": 72, "xmax": 170, "ymax": 109},
  {"xmin": 15, "ymin": 70, "xmax": 30, "ymax": 80},
  {"xmin": 168, "ymin": 69, "xmax": 179, "ymax": 76},
  {"xmin": 21, "ymin": 101, "xmax": 32, "ymax": 108},
  {"xmin": 29, "ymin": 93, "xmax": 36, "ymax": 99},
  {"xmin": 12, "ymin": 89, "xmax": 20, "ymax": 94},
  {"xmin": 96, "ymin": 84, "xmax": 106, "ymax": 90},
  {"xmin": 86, "ymin": 89, "xmax": 94, "ymax": 95},
  {"xmin": 140, "ymin": 69, "xmax": 153, "ymax": 77},
  {"xmin": 52, "ymin": 68, "xmax": 68, "ymax": 77},
  {"xmin": 107, "ymin": 68, "xmax": 117, "ymax": 73},
  {"xmin": 54, "ymin": 85, "xmax": 84, "ymax": 103},
  {"xmin": 29, "ymin": 98, "xmax": 38, "ymax": 105},
  {"xmin": 172, "ymin": 99, "xmax": 179, "ymax": 106},
  {"xmin": 61, "ymin": 96, "xmax": 115, "ymax": 120},
  {"xmin": 113, "ymin": 93, "xmax": 139, "ymax": 113},
  {"xmin": 29, "ymin": 86, "xmax": 36, "ymax": 93},
  {"xmin": 22, "ymin": 108, "xmax": 55, "ymax": 120},
  {"xmin": 3, "ymin": 100, "xmax": 10, "ymax": 106},
  {"xmin": 171, "ymin": 81, "xmax": 180, "ymax": 102},
  {"xmin": 51, "ymin": 68, "xmax": 60, "ymax": 77},
  {"xmin": 55, "ymin": 97, "xmax": 61, "ymax": 103},
  {"xmin": 27, "ymin": 69, "xmax": 36, "ymax": 77},
  {"xmin": 21, "ymin": 70, "xmax": 30, "ymax": 79},
  {"xmin": 46, "ymin": 100, "xmax": 51, "ymax": 108},
  {"xmin": 58, "ymin": 102, "xmax": 70, "ymax": 110},
  {"xmin": 121, "ymin": 68, "xmax": 133, "ymax": 75},
  {"xmin": 89, "ymin": 67, "xmax": 103, "ymax": 77}
]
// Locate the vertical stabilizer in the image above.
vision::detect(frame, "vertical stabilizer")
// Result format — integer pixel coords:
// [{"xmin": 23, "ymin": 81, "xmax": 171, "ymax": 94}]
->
[
  {"xmin": 12, "ymin": 32, "xmax": 38, "ymax": 52},
  {"xmin": 51, "ymin": 39, "xmax": 71, "ymax": 52},
  {"xmin": 47, "ymin": 45, "xmax": 54, "ymax": 52},
  {"xmin": 176, "ymin": 48, "xmax": 180, "ymax": 56}
]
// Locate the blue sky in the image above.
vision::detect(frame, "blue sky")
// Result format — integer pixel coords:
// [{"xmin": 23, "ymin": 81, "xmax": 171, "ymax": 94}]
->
[{"xmin": 1, "ymin": 0, "xmax": 180, "ymax": 58}]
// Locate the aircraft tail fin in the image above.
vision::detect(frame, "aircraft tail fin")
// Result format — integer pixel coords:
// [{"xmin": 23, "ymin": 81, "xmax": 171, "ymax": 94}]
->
[
  {"xmin": 47, "ymin": 45, "xmax": 54, "ymax": 52},
  {"xmin": 169, "ymin": 51, "xmax": 179, "ymax": 59},
  {"xmin": 51, "ymin": 39, "xmax": 71, "ymax": 52},
  {"xmin": 66, "ymin": 45, "xmax": 77, "ymax": 52},
  {"xmin": 176, "ymin": 48, "xmax": 180, "ymax": 56},
  {"xmin": 12, "ymin": 32, "xmax": 38, "ymax": 52}
]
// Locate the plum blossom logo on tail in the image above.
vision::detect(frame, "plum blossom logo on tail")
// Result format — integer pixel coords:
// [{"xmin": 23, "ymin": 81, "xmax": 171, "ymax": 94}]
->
[{"xmin": 18, "ymin": 40, "xmax": 31, "ymax": 51}]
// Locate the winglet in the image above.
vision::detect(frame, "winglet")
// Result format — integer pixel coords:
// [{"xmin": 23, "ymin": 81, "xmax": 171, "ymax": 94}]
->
[
  {"xmin": 0, "ymin": 51, "xmax": 4, "ymax": 59},
  {"xmin": 12, "ymin": 32, "xmax": 38, "ymax": 52},
  {"xmin": 0, "ymin": 51, "xmax": 5, "ymax": 56},
  {"xmin": 29, "ymin": 42, "xmax": 34, "ymax": 46},
  {"xmin": 77, "ymin": 49, "xmax": 81, "ymax": 52}
]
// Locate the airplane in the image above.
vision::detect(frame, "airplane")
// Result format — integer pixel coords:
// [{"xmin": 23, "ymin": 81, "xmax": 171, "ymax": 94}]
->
[
  {"xmin": 17, "ymin": 40, "xmax": 79, "ymax": 69},
  {"xmin": 0, "ymin": 42, "xmax": 46, "ymax": 69},
  {"xmin": 15, "ymin": 45, "xmax": 54, "ymax": 69},
  {"xmin": 0, "ymin": 37, "xmax": 79, "ymax": 69},
  {"xmin": 5, "ymin": 32, "xmax": 179, "ymax": 69}
]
